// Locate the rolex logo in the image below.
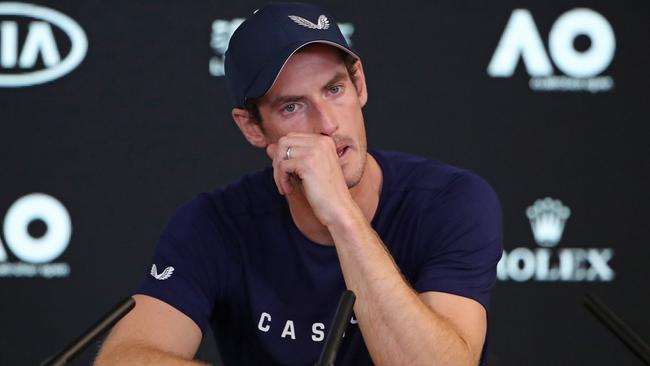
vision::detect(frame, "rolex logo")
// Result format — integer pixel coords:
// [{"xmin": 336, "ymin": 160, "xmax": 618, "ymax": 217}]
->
[
  {"xmin": 526, "ymin": 197, "xmax": 571, "ymax": 247},
  {"xmin": 498, "ymin": 197, "xmax": 614, "ymax": 282}
]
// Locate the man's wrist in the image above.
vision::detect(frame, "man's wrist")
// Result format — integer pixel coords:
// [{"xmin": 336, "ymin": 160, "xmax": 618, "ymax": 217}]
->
[{"xmin": 323, "ymin": 198, "xmax": 367, "ymax": 235}]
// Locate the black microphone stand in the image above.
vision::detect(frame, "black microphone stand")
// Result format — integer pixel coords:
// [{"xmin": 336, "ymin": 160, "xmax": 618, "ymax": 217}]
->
[
  {"xmin": 315, "ymin": 290, "xmax": 356, "ymax": 366},
  {"xmin": 584, "ymin": 293, "xmax": 650, "ymax": 365}
]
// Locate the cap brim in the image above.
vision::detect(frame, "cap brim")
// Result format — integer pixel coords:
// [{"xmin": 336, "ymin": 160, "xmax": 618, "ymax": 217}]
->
[{"xmin": 243, "ymin": 40, "xmax": 359, "ymax": 105}]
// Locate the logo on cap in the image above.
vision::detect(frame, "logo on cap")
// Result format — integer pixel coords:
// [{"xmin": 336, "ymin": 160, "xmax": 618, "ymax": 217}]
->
[{"xmin": 288, "ymin": 14, "xmax": 330, "ymax": 30}]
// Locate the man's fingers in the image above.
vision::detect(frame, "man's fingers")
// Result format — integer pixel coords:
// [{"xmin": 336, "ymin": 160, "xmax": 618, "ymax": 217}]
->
[
  {"xmin": 268, "ymin": 144, "xmax": 284, "ymax": 195},
  {"xmin": 270, "ymin": 148, "xmax": 301, "ymax": 195},
  {"xmin": 276, "ymin": 134, "xmax": 328, "ymax": 154},
  {"xmin": 272, "ymin": 160, "xmax": 291, "ymax": 196},
  {"xmin": 269, "ymin": 143, "xmax": 302, "ymax": 195},
  {"xmin": 268, "ymin": 142, "xmax": 299, "ymax": 162},
  {"xmin": 277, "ymin": 159, "xmax": 299, "ymax": 195},
  {"xmin": 266, "ymin": 144, "xmax": 277, "ymax": 160},
  {"xmin": 268, "ymin": 134, "xmax": 336, "ymax": 196}
]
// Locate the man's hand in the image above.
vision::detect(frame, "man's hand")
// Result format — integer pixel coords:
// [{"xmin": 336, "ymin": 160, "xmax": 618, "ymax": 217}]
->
[{"xmin": 266, "ymin": 132, "xmax": 355, "ymax": 226}]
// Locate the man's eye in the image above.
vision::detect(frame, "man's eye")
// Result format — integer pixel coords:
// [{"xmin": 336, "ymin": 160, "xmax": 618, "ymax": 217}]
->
[
  {"xmin": 329, "ymin": 85, "xmax": 341, "ymax": 94},
  {"xmin": 283, "ymin": 104, "xmax": 296, "ymax": 113}
]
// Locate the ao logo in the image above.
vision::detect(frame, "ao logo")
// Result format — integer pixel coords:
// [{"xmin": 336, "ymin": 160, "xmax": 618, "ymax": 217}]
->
[
  {"xmin": 488, "ymin": 8, "xmax": 615, "ymax": 79},
  {"xmin": 0, "ymin": 2, "xmax": 88, "ymax": 87},
  {"xmin": 0, "ymin": 193, "xmax": 72, "ymax": 264}
]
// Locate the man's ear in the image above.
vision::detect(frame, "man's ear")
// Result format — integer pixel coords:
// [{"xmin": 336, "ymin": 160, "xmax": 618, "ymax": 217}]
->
[
  {"xmin": 351, "ymin": 59, "xmax": 368, "ymax": 107},
  {"xmin": 232, "ymin": 107, "xmax": 268, "ymax": 148}
]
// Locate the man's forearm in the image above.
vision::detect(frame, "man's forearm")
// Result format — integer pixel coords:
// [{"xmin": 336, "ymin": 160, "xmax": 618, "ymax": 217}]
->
[
  {"xmin": 327, "ymin": 204, "xmax": 476, "ymax": 366},
  {"xmin": 94, "ymin": 343, "xmax": 210, "ymax": 366}
]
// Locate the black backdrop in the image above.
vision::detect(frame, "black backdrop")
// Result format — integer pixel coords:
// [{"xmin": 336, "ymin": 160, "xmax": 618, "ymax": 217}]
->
[{"xmin": 1, "ymin": 1, "xmax": 649, "ymax": 365}]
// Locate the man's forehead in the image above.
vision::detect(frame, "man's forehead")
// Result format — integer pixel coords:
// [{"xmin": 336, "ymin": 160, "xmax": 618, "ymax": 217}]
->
[
  {"xmin": 283, "ymin": 44, "xmax": 346, "ymax": 75},
  {"xmin": 264, "ymin": 70, "xmax": 349, "ymax": 107},
  {"xmin": 261, "ymin": 45, "xmax": 349, "ymax": 101}
]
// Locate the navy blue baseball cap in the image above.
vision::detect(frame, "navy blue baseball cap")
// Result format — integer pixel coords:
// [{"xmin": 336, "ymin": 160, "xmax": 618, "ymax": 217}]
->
[{"xmin": 224, "ymin": 2, "xmax": 360, "ymax": 107}]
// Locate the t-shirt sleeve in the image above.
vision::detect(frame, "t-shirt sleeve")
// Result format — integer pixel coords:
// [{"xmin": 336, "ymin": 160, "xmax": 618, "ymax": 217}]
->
[
  {"xmin": 412, "ymin": 171, "xmax": 503, "ymax": 311},
  {"xmin": 136, "ymin": 194, "xmax": 226, "ymax": 333}
]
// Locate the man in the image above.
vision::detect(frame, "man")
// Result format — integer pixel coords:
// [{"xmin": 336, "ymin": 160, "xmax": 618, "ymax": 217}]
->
[{"xmin": 95, "ymin": 3, "xmax": 502, "ymax": 365}]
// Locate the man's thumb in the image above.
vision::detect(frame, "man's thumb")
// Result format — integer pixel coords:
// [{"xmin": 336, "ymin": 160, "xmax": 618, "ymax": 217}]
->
[{"xmin": 266, "ymin": 143, "xmax": 276, "ymax": 160}]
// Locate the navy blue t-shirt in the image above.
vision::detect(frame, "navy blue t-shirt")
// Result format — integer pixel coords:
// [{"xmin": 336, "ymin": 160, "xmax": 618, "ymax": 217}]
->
[{"xmin": 137, "ymin": 149, "xmax": 502, "ymax": 365}]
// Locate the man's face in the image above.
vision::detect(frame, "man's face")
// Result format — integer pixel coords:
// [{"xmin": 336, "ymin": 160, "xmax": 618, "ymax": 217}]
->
[{"xmin": 256, "ymin": 44, "xmax": 369, "ymax": 188}]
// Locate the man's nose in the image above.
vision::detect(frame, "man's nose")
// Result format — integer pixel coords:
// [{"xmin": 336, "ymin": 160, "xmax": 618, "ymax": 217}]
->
[{"xmin": 313, "ymin": 101, "xmax": 338, "ymax": 136}]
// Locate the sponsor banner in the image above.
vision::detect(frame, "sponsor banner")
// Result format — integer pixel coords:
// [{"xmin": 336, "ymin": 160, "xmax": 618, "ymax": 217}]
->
[
  {"xmin": 498, "ymin": 198, "xmax": 615, "ymax": 282},
  {"xmin": 0, "ymin": 193, "xmax": 72, "ymax": 278},
  {"xmin": 487, "ymin": 8, "xmax": 615, "ymax": 93},
  {"xmin": 0, "ymin": 2, "xmax": 87, "ymax": 87}
]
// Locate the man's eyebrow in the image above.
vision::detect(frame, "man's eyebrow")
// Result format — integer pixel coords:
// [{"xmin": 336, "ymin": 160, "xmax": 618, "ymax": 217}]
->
[
  {"xmin": 324, "ymin": 71, "xmax": 348, "ymax": 87},
  {"xmin": 269, "ymin": 72, "xmax": 349, "ymax": 108},
  {"xmin": 269, "ymin": 95, "xmax": 305, "ymax": 108}
]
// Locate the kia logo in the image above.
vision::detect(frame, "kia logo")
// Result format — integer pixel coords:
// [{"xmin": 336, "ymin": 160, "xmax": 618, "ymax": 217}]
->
[{"xmin": 0, "ymin": 2, "xmax": 88, "ymax": 87}]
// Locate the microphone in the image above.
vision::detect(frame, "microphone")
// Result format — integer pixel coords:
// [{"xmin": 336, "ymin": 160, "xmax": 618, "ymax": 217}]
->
[
  {"xmin": 316, "ymin": 289, "xmax": 356, "ymax": 366},
  {"xmin": 40, "ymin": 296, "xmax": 136, "ymax": 366},
  {"xmin": 583, "ymin": 293, "xmax": 650, "ymax": 365}
]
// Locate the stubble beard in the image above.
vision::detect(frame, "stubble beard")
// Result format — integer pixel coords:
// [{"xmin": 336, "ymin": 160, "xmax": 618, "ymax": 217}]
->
[{"xmin": 343, "ymin": 138, "xmax": 368, "ymax": 189}]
